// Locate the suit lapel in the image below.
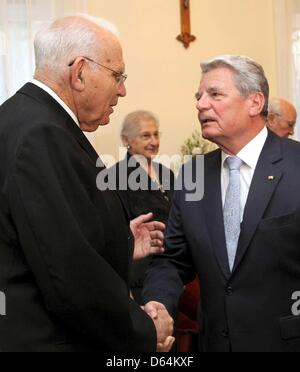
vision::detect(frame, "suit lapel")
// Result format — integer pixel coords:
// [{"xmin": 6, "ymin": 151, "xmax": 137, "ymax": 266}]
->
[
  {"xmin": 233, "ymin": 132, "xmax": 283, "ymax": 272},
  {"xmin": 203, "ymin": 150, "xmax": 231, "ymax": 280},
  {"xmin": 19, "ymin": 83, "xmax": 100, "ymax": 165}
]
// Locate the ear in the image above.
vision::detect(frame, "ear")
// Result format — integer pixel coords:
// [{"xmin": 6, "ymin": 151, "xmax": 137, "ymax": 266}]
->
[
  {"xmin": 267, "ymin": 112, "xmax": 276, "ymax": 128},
  {"xmin": 248, "ymin": 92, "xmax": 266, "ymax": 117},
  {"xmin": 121, "ymin": 135, "xmax": 129, "ymax": 146},
  {"xmin": 69, "ymin": 58, "xmax": 86, "ymax": 92}
]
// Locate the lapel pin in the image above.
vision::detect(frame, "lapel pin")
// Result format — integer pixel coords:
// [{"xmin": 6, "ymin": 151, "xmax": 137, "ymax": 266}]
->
[{"xmin": 268, "ymin": 176, "xmax": 275, "ymax": 181}]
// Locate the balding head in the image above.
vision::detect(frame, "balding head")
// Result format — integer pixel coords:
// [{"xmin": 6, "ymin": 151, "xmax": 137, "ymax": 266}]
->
[
  {"xmin": 268, "ymin": 98, "xmax": 297, "ymax": 138},
  {"xmin": 33, "ymin": 15, "xmax": 127, "ymax": 132},
  {"xmin": 34, "ymin": 15, "xmax": 120, "ymax": 74}
]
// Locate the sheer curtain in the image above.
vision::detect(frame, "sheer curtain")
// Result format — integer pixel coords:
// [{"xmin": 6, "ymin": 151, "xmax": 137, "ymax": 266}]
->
[
  {"xmin": 274, "ymin": 0, "xmax": 300, "ymax": 140},
  {"xmin": 291, "ymin": 1, "xmax": 300, "ymax": 140},
  {"xmin": 0, "ymin": 0, "xmax": 88, "ymax": 104}
]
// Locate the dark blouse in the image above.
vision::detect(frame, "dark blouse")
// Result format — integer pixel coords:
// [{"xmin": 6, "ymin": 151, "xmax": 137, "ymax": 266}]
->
[{"xmin": 111, "ymin": 153, "xmax": 175, "ymax": 303}]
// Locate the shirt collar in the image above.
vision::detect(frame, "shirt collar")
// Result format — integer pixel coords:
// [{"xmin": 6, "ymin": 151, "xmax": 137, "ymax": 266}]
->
[
  {"xmin": 222, "ymin": 126, "xmax": 268, "ymax": 169},
  {"xmin": 31, "ymin": 79, "xmax": 80, "ymax": 127}
]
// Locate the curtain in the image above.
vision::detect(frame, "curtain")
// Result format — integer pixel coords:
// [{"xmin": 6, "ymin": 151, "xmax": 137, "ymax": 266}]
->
[
  {"xmin": 273, "ymin": 0, "xmax": 300, "ymax": 140},
  {"xmin": 0, "ymin": 0, "xmax": 88, "ymax": 105},
  {"xmin": 291, "ymin": 1, "xmax": 300, "ymax": 140}
]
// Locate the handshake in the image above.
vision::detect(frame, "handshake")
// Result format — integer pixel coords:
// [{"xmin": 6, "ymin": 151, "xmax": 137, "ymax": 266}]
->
[
  {"xmin": 143, "ymin": 301, "xmax": 175, "ymax": 352},
  {"xmin": 131, "ymin": 214, "xmax": 175, "ymax": 351}
]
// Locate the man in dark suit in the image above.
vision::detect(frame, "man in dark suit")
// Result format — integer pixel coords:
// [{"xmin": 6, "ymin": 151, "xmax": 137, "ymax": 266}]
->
[
  {"xmin": 143, "ymin": 55, "xmax": 300, "ymax": 352},
  {"xmin": 0, "ymin": 15, "xmax": 174, "ymax": 352}
]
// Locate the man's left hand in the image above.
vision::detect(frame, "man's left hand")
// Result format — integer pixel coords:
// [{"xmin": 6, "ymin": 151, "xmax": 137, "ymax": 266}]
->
[{"xmin": 130, "ymin": 213, "xmax": 165, "ymax": 260}]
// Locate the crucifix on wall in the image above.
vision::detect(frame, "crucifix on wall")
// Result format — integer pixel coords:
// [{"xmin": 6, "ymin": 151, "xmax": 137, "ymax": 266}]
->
[{"xmin": 177, "ymin": 0, "xmax": 196, "ymax": 49}]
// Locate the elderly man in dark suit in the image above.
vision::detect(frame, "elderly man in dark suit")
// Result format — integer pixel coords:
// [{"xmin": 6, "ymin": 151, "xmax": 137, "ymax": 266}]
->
[
  {"xmin": 0, "ymin": 15, "xmax": 174, "ymax": 352},
  {"xmin": 143, "ymin": 55, "xmax": 300, "ymax": 352}
]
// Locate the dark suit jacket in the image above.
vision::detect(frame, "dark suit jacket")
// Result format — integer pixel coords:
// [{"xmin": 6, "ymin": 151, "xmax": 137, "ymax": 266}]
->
[
  {"xmin": 143, "ymin": 131, "xmax": 300, "ymax": 352},
  {"xmin": 109, "ymin": 154, "xmax": 174, "ymax": 304},
  {"xmin": 0, "ymin": 83, "xmax": 156, "ymax": 352}
]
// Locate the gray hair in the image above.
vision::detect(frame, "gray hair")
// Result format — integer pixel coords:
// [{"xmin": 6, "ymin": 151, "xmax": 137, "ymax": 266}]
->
[
  {"xmin": 121, "ymin": 111, "xmax": 159, "ymax": 139},
  {"xmin": 268, "ymin": 97, "xmax": 284, "ymax": 116},
  {"xmin": 34, "ymin": 14, "xmax": 119, "ymax": 72},
  {"xmin": 201, "ymin": 55, "xmax": 269, "ymax": 117}
]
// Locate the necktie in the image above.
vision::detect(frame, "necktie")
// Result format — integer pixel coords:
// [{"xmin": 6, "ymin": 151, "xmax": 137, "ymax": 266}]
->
[{"xmin": 223, "ymin": 156, "xmax": 243, "ymax": 271}]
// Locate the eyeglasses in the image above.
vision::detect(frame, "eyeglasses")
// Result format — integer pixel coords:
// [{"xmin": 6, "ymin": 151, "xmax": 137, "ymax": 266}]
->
[
  {"xmin": 68, "ymin": 56, "xmax": 128, "ymax": 85},
  {"xmin": 273, "ymin": 113, "xmax": 296, "ymax": 128}
]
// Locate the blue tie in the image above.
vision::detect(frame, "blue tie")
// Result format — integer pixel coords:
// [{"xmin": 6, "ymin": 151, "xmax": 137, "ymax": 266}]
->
[{"xmin": 223, "ymin": 156, "xmax": 243, "ymax": 271}]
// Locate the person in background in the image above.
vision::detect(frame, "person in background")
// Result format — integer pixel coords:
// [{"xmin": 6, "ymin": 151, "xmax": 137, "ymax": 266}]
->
[
  {"xmin": 267, "ymin": 97, "xmax": 297, "ymax": 138},
  {"xmin": 112, "ymin": 110, "xmax": 175, "ymax": 304},
  {"xmin": 0, "ymin": 15, "xmax": 174, "ymax": 352}
]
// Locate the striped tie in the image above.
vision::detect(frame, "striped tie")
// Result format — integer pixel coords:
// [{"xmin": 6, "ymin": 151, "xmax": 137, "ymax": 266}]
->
[{"xmin": 223, "ymin": 156, "xmax": 243, "ymax": 271}]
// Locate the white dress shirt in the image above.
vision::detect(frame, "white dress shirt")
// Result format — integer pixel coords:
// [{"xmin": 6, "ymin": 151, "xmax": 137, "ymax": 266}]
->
[
  {"xmin": 31, "ymin": 79, "xmax": 80, "ymax": 127},
  {"xmin": 221, "ymin": 126, "xmax": 268, "ymax": 221}
]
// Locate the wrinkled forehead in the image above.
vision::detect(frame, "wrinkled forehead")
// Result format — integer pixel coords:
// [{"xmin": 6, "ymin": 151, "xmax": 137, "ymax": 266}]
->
[
  {"xmin": 282, "ymin": 104, "xmax": 298, "ymax": 122},
  {"xmin": 199, "ymin": 67, "xmax": 237, "ymax": 90},
  {"xmin": 288, "ymin": 107, "xmax": 297, "ymax": 121},
  {"xmin": 137, "ymin": 119, "xmax": 159, "ymax": 133},
  {"xmin": 94, "ymin": 28, "xmax": 124, "ymax": 67}
]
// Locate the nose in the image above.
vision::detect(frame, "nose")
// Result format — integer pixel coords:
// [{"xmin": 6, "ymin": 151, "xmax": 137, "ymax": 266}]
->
[
  {"xmin": 196, "ymin": 92, "xmax": 211, "ymax": 111},
  {"xmin": 118, "ymin": 82, "xmax": 127, "ymax": 97},
  {"xmin": 150, "ymin": 136, "xmax": 159, "ymax": 147}
]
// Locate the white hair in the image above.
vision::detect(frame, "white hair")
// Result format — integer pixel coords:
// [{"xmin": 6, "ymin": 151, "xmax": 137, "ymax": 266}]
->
[
  {"xmin": 201, "ymin": 55, "xmax": 269, "ymax": 117},
  {"xmin": 121, "ymin": 111, "xmax": 160, "ymax": 139},
  {"xmin": 34, "ymin": 14, "xmax": 119, "ymax": 72},
  {"xmin": 268, "ymin": 97, "xmax": 283, "ymax": 116}
]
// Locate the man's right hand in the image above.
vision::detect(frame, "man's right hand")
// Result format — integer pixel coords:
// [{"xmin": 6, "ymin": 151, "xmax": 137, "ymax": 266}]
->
[
  {"xmin": 144, "ymin": 301, "xmax": 175, "ymax": 351},
  {"xmin": 157, "ymin": 336, "xmax": 176, "ymax": 352}
]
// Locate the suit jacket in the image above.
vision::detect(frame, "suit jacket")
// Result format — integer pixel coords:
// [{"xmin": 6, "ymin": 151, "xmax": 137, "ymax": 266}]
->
[
  {"xmin": 0, "ymin": 83, "xmax": 156, "ymax": 352},
  {"xmin": 109, "ymin": 154, "xmax": 174, "ymax": 304},
  {"xmin": 143, "ymin": 131, "xmax": 300, "ymax": 352}
]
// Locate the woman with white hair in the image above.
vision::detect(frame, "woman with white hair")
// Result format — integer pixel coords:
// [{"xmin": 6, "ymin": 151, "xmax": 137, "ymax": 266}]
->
[{"xmin": 112, "ymin": 110, "xmax": 175, "ymax": 304}]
